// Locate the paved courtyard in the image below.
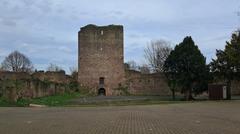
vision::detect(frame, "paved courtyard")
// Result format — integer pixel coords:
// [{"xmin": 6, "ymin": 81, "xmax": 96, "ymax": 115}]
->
[{"xmin": 1, "ymin": 101, "xmax": 240, "ymax": 134}]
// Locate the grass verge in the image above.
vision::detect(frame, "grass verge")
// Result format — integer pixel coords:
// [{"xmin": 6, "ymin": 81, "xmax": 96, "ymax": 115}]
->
[{"xmin": 0, "ymin": 92, "xmax": 83, "ymax": 107}]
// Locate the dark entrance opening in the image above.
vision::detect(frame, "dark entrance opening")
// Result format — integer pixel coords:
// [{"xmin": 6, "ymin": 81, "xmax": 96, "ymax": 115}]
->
[
  {"xmin": 98, "ymin": 88, "xmax": 106, "ymax": 96},
  {"xmin": 98, "ymin": 77, "xmax": 105, "ymax": 96}
]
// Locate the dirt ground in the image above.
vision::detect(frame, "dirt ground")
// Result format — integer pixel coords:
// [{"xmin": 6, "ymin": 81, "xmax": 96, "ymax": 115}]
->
[{"xmin": 0, "ymin": 101, "xmax": 240, "ymax": 134}]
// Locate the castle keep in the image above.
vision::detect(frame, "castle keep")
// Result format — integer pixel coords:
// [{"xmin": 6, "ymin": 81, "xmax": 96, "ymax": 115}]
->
[
  {"xmin": 78, "ymin": 25, "xmax": 125, "ymax": 95},
  {"xmin": 77, "ymin": 24, "xmax": 240, "ymax": 96},
  {"xmin": 0, "ymin": 24, "xmax": 240, "ymax": 101},
  {"xmin": 78, "ymin": 24, "xmax": 173, "ymax": 96}
]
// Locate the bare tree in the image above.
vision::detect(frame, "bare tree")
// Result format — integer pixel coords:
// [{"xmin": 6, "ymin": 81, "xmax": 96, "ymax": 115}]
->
[
  {"xmin": 47, "ymin": 63, "xmax": 63, "ymax": 72},
  {"xmin": 124, "ymin": 63, "xmax": 130, "ymax": 70},
  {"xmin": 69, "ymin": 66, "xmax": 77, "ymax": 74},
  {"xmin": 0, "ymin": 65, "xmax": 3, "ymax": 72},
  {"xmin": 69, "ymin": 66, "xmax": 78, "ymax": 80},
  {"xmin": 138, "ymin": 64, "xmax": 150, "ymax": 74},
  {"xmin": 1, "ymin": 50, "xmax": 33, "ymax": 73},
  {"xmin": 144, "ymin": 40, "xmax": 172, "ymax": 72},
  {"xmin": 125, "ymin": 61, "xmax": 138, "ymax": 71}
]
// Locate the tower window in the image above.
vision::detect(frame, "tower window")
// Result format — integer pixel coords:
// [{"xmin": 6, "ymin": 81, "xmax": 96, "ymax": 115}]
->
[{"xmin": 99, "ymin": 77, "xmax": 104, "ymax": 85}]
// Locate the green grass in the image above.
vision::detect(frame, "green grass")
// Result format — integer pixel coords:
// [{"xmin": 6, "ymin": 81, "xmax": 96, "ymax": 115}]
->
[
  {"xmin": 0, "ymin": 92, "xmax": 84, "ymax": 107},
  {"xmin": 0, "ymin": 97, "xmax": 11, "ymax": 107},
  {"xmin": 30, "ymin": 92, "xmax": 83, "ymax": 106}
]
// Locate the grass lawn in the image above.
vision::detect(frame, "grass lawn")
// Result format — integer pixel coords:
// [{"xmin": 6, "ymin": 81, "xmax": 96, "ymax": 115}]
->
[{"xmin": 0, "ymin": 92, "xmax": 84, "ymax": 107}]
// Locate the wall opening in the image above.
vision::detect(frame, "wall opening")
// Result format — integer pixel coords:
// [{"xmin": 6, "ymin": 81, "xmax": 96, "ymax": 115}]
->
[
  {"xmin": 99, "ymin": 77, "xmax": 104, "ymax": 88},
  {"xmin": 98, "ymin": 88, "xmax": 106, "ymax": 96},
  {"xmin": 98, "ymin": 77, "xmax": 105, "ymax": 95},
  {"xmin": 99, "ymin": 77, "xmax": 104, "ymax": 85}
]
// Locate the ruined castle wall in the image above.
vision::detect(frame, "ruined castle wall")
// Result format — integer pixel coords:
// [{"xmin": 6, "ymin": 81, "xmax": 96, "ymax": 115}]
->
[
  {"xmin": 0, "ymin": 71, "xmax": 72, "ymax": 102},
  {"xmin": 0, "ymin": 71, "xmax": 31, "ymax": 80},
  {"xmin": 32, "ymin": 71, "xmax": 70, "ymax": 83},
  {"xmin": 125, "ymin": 70, "xmax": 171, "ymax": 96},
  {"xmin": 78, "ymin": 25, "xmax": 125, "ymax": 95}
]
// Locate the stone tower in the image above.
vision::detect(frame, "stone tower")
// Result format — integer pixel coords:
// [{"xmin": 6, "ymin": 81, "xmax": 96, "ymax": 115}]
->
[{"xmin": 78, "ymin": 24, "xmax": 125, "ymax": 95}]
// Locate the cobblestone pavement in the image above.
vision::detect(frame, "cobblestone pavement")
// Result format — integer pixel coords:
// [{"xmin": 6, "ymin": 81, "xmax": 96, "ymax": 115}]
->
[
  {"xmin": 1, "ymin": 101, "xmax": 240, "ymax": 134},
  {"xmin": 69, "ymin": 96, "xmax": 174, "ymax": 104}
]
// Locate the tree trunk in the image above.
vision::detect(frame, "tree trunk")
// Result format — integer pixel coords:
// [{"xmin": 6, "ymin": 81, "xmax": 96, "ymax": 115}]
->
[
  {"xmin": 184, "ymin": 90, "xmax": 189, "ymax": 101},
  {"xmin": 226, "ymin": 80, "xmax": 232, "ymax": 100},
  {"xmin": 172, "ymin": 88, "xmax": 175, "ymax": 100},
  {"xmin": 184, "ymin": 89, "xmax": 194, "ymax": 101}
]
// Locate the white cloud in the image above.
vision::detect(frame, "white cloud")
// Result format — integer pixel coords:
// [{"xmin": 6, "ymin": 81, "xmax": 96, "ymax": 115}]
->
[{"xmin": 0, "ymin": 0, "xmax": 239, "ymax": 70}]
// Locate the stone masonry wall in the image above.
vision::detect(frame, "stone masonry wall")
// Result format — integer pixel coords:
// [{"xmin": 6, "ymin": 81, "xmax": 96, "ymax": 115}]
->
[
  {"xmin": 0, "ymin": 71, "xmax": 72, "ymax": 102},
  {"xmin": 230, "ymin": 81, "xmax": 240, "ymax": 95},
  {"xmin": 210, "ymin": 80, "xmax": 240, "ymax": 96},
  {"xmin": 125, "ymin": 70, "xmax": 171, "ymax": 96},
  {"xmin": 78, "ymin": 24, "xmax": 125, "ymax": 95}
]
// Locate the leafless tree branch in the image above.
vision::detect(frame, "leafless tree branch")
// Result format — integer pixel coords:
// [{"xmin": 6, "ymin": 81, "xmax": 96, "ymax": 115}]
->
[
  {"xmin": 144, "ymin": 40, "xmax": 172, "ymax": 72},
  {"xmin": 1, "ymin": 50, "xmax": 33, "ymax": 73}
]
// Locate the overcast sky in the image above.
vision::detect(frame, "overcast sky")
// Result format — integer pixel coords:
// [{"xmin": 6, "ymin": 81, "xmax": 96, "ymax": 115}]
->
[{"xmin": 0, "ymin": 0, "xmax": 239, "ymax": 73}]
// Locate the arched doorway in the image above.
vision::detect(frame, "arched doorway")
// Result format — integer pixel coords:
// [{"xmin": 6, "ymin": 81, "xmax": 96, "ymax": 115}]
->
[{"xmin": 98, "ymin": 88, "xmax": 106, "ymax": 96}]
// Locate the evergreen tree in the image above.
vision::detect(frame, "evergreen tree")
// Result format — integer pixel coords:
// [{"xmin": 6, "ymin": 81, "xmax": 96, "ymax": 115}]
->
[
  {"xmin": 164, "ymin": 36, "xmax": 208, "ymax": 100},
  {"xmin": 210, "ymin": 30, "xmax": 240, "ymax": 99}
]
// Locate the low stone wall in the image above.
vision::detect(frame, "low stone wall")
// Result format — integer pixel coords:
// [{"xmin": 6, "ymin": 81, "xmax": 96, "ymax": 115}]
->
[
  {"xmin": 207, "ymin": 80, "xmax": 240, "ymax": 96},
  {"xmin": 231, "ymin": 81, "xmax": 240, "ymax": 95},
  {"xmin": 125, "ymin": 70, "xmax": 171, "ymax": 96},
  {"xmin": 0, "ymin": 71, "xmax": 73, "ymax": 102},
  {"xmin": 125, "ymin": 71, "xmax": 240, "ymax": 96}
]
